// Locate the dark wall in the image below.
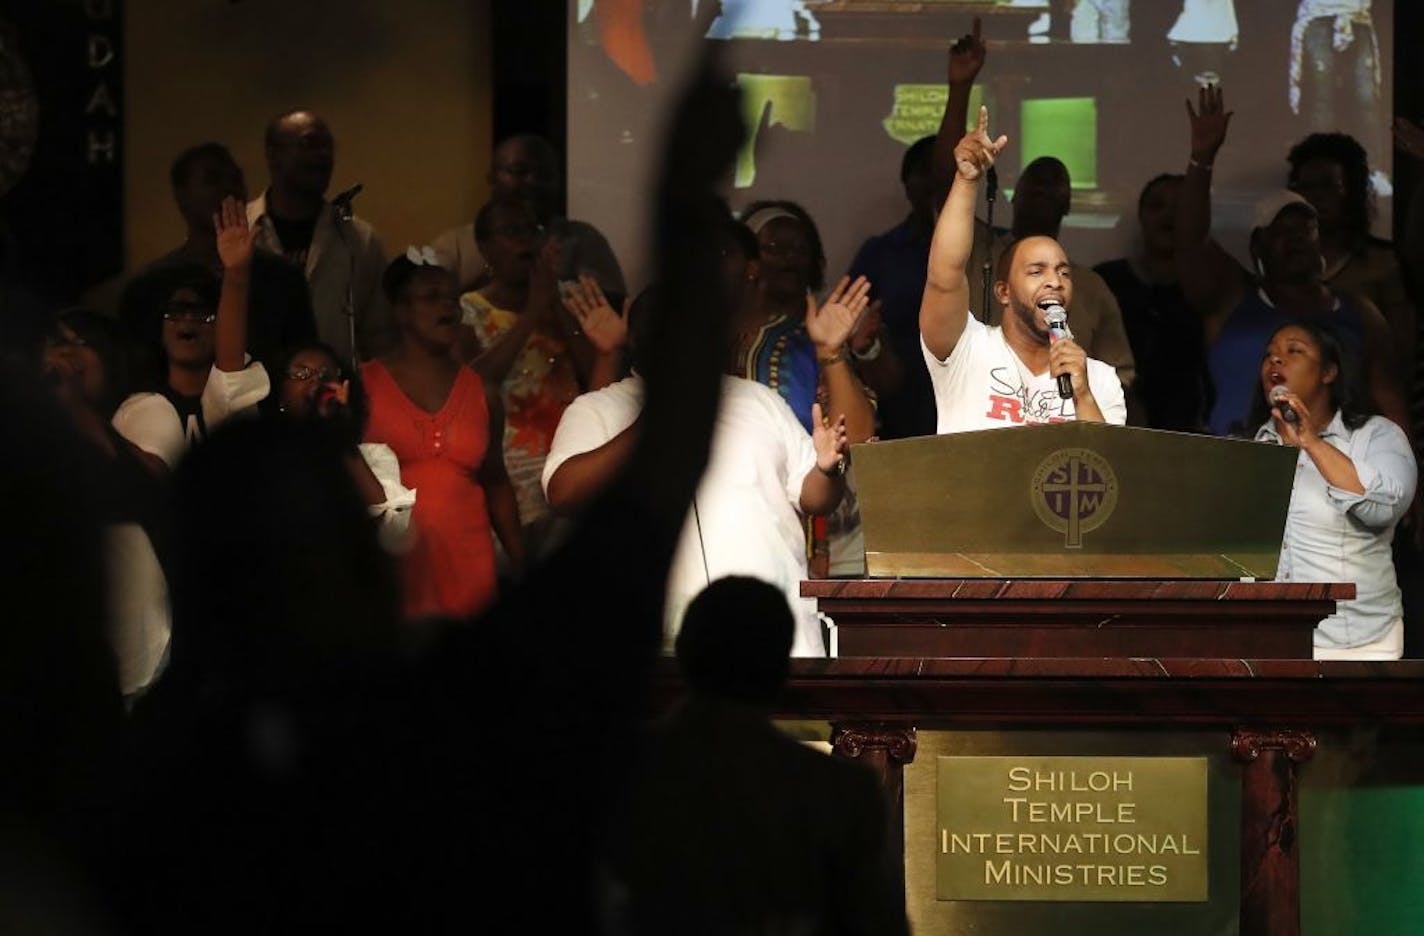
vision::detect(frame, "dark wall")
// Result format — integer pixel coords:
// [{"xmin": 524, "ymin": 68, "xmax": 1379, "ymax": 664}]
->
[
  {"xmin": 492, "ymin": 0, "xmax": 567, "ymax": 213},
  {"xmin": 0, "ymin": 0, "xmax": 123, "ymax": 304},
  {"xmin": 1393, "ymin": 0, "xmax": 1422, "ymax": 245}
]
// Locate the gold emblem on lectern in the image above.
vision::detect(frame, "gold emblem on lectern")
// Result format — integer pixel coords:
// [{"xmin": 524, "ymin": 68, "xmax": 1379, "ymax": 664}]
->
[{"xmin": 1030, "ymin": 448, "xmax": 1119, "ymax": 548}]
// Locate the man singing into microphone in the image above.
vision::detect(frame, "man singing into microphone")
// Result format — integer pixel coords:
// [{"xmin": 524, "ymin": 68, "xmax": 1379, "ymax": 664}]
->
[{"xmin": 919, "ymin": 107, "xmax": 1127, "ymax": 431}]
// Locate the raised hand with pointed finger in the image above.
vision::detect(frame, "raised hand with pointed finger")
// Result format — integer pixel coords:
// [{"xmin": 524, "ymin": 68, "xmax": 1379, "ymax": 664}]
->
[
  {"xmin": 953, "ymin": 105, "xmax": 1008, "ymax": 182},
  {"xmin": 948, "ymin": 16, "xmax": 986, "ymax": 87},
  {"xmin": 804, "ymin": 274, "xmax": 872, "ymax": 356}
]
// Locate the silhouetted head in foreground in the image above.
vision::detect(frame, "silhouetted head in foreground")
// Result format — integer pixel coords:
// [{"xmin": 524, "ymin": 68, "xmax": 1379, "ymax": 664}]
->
[
  {"xmin": 675, "ymin": 576, "xmax": 794, "ymax": 706},
  {"xmin": 166, "ymin": 417, "xmax": 403, "ymax": 688}
]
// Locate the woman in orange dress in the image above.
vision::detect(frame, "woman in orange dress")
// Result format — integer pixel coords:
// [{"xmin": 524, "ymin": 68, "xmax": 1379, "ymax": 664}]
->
[{"xmin": 363, "ymin": 249, "xmax": 524, "ymax": 621}]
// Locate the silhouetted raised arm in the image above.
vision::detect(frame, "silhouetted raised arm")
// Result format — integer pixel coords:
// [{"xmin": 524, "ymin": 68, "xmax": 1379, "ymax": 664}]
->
[{"xmin": 931, "ymin": 17, "xmax": 986, "ymax": 211}]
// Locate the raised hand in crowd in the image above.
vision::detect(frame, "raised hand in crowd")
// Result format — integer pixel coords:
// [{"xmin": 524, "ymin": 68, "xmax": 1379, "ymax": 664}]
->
[
  {"xmin": 561, "ymin": 272, "xmax": 629, "ymax": 390},
  {"xmin": 800, "ymin": 401, "xmax": 849, "ymax": 515},
  {"xmin": 1174, "ymin": 85, "xmax": 1242, "ymax": 340},
  {"xmin": 1185, "ymin": 83, "xmax": 1233, "ymax": 168},
  {"xmin": 563, "ymin": 273, "xmax": 629, "ymax": 355},
  {"xmin": 811, "ymin": 401, "xmax": 849, "ymax": 469},
  {"xmin": 803, "ymin": 273, "xmax": 877, "ymax": 441},
  {"xmin": 214, "ymin": 194, "xmax": 256, "ymax": 272},
  {"xmin": 922, "ymin": 105, "xmax": 1008, "ymax": 361},
  {"xmin": 953, "ymin": 105, "xmax": 1008, "ymax": 183},
  {"xmin": 933, "ymin": 16, "xmax": 988, "ymax": 204},
  {"xmin": 464, "ymin": 234, "xmax": 562, "ymax": 385},
  {"xmin": 948, "ymin": 15, "xmax": 987, "ymax": 86},
  {"xmin": 212, "ymin": 195, "xmax": 254, "ymax": 375}
]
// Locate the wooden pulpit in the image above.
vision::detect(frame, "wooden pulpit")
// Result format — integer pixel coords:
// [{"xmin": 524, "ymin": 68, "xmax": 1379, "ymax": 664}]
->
[{"xmin": 776, "ymin": 424, "xmax": 1381, "ymax": 935}]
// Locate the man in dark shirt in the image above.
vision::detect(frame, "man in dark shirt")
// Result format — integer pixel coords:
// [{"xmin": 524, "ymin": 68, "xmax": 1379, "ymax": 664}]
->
[
  {"xmin": 849, "ymin": 136, "xmax": 939, "ymax": 439},
  {"xmin": 118, "ymin": 143, "xmax": 316, "ymax": 383},
  {"xmin": 605, "ymin": 577, "xmax": 909, "ymax": 936},
  {"xmin": 1095, "ymin": 173, "xmax": 1210, "ymax": 431},
  {"xmin": 247, "ymin": 111, "xmax": 388, "ymax": 363}
]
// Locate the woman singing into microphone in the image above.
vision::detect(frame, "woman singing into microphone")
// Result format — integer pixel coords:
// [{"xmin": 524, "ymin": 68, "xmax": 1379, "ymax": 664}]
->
[
  {"xmin": 271, "ymin": 341, "xmax": 416, "ymax": 552},
  {"xmin": 1251, "ymin": 321, "xmax": 1416, "ymax": 659}
]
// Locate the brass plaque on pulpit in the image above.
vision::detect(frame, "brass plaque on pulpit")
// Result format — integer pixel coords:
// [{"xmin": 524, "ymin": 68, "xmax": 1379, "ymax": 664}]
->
[
  {"xmin": 853, "ymin": 422, "xmax": 1297, "ymax": 578},
  {"xmin": 936, "ymin": 756, "xmax": 1209, "ymax": 902}
]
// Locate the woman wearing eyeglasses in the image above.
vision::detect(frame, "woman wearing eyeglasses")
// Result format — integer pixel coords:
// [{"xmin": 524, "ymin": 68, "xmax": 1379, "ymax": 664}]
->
[
  {"xmin": 272, "ymin": 341, "xmax": 415, "ymax": 551},
  {"xmin": 363, "ymin": 251, "xmax": 524, "ymax": 622},
  {"xmin": 114, "ymin": 197, "xmax": 269, "ymax": 467},
  {"xmin": 42, "ymin": 308, "xmax": 173, "ymax": 697}
]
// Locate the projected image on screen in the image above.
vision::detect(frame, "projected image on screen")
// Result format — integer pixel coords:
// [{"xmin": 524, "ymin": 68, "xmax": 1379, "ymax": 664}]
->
[{"xmin": 569, "ymin": 1, "xmax": 1393, "ymax": 284}]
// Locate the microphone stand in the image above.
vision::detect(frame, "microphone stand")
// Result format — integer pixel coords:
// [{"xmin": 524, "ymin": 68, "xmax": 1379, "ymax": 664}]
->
[
  {"xmin": 982, "ymin": 166, "xmax": 998, "ymax": 319},
  {"xmin": 333, "ymin": 192, "xmax": 358, "ymax": 371}
]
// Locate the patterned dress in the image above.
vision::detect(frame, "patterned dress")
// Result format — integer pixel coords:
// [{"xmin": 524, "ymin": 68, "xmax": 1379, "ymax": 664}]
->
[{"xmin": 460, "ymin": 291, "xmax": 581, "ymax": 531}]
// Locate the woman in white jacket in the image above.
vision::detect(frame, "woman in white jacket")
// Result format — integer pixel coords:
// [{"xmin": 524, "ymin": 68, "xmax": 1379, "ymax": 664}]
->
[{"xmin": 114, "ymin": 197, "xmax": 270, "ymax": 466}]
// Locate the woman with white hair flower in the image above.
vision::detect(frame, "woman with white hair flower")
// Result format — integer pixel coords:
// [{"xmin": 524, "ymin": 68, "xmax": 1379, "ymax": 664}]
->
[{"xmin": 362, "ymin": 248, "xmax": 524, "ymax": 622}]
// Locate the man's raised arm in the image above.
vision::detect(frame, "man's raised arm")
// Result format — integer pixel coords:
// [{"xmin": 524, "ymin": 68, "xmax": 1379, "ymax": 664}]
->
[{"xmin": 920, "ymin": 105, "xmax": 1006, "ymax": 361}]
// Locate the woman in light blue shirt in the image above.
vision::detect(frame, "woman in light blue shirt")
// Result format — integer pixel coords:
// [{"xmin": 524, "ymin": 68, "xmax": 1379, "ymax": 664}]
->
[{"xmin": 1252, "ymin": 320, "xmax": 1416, "ymax": 659}]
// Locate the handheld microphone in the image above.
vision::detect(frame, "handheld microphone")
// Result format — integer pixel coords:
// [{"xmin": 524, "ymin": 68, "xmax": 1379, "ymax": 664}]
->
[
  {"xmin": 1269, "ymin": 385, "xmax": 1299, "ymax": 424},
  {"xmin": 985, "ymin": 165, "xmax": 998, "ymax": 204},
  {"xmin": 1044, "ymin": 304, "xmax": 1074, "ymax": 400},
  {"xmin": 331, "ymin": 183, "xmax": 364, "ymax": 221},
  {"xmin": 314, "ymin": 381, "xmax": 349, "ymax": 417}
]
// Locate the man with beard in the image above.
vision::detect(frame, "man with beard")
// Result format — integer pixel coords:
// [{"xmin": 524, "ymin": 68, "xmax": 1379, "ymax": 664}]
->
[
  {"xmin": 965, "ymin": 155, "xmax": 1137, "ymax": 395},
  {"xmin": 247, "ymin": 110, "xmax": 388, "ymax": 363},
  {"xmin": 919, "ymin": 108, "xmax": 1126, "ymax": 433}
]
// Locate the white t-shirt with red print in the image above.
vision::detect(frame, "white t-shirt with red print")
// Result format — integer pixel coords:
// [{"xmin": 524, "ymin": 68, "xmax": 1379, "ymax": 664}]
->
[{"xmin": 921, "ymin": 315, "xmax": 1127, "ymax": 433}]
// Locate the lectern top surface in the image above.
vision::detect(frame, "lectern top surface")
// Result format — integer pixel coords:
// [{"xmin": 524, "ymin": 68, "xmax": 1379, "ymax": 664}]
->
[
  {"xmin": 853, "ymin": 423, "xmax": 1297, "ymax": 579},
  {"xmin": 801, "ymin": 578, "xmax": 1356, "ymax": 601}
]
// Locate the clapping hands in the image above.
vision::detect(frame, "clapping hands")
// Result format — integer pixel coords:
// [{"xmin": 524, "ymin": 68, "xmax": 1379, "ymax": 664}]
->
[{"xmin": 804, "ymin": 275, "xmax": 872, "ymax": 354}]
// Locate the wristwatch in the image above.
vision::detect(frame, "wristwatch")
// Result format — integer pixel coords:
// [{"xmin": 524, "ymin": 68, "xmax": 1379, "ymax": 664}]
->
[{"xmin": 852, "ymin": 337, "xmax": 883, "ymax": 362}]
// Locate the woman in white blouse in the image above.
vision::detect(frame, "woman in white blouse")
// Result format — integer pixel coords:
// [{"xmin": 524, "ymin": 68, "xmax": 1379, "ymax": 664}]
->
[
  {"xmin": 113, "ymin": 197, "xmax": 269, "ymax": 466},
  {"xmin": 1252, "ymin": 320, "xmax": 1417, "ymax": 659}
]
